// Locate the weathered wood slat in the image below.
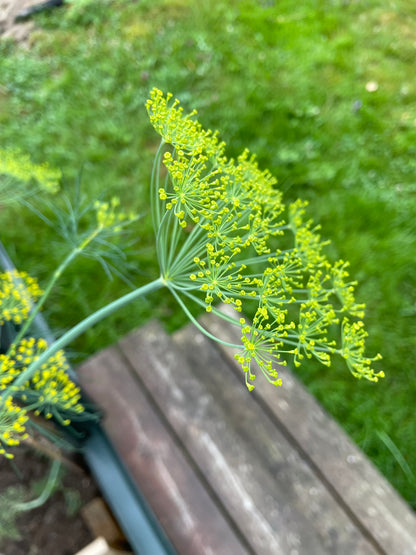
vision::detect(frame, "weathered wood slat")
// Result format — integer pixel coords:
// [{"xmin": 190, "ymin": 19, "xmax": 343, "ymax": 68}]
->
[
  {"xmin": 77, "ymin": 346, "xmax": 250, "ymax": 555},
  {"xmin": 201, "ymin": 304, "xmax": 416, "ymax": 555},
  {"xmin": 120, "ymin": 322, "xmax": 378, "ymax": 555}
]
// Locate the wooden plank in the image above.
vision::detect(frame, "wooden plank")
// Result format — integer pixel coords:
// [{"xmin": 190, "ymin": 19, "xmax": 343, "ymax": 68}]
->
[
  {"xmin": 81, "ymin": 497, "xmax": 129, "ymax": 551},
  {"xmin": 120, "ymin": 322, "xmax": 379, "ymax": 555},
  {"xmin": 201, "ymin": 304, "xmax": 416, "ymax": 555},
  {"xmin": 74, "ymin": 537, "xmax": 115, "ymax": 555},
  {"xmin": 77, "ymin": 346, "xmax": 250, "ymax": 555},
  {"xmin": 74, "ymin": 537, "xmax": 132, "ymax": 555}
]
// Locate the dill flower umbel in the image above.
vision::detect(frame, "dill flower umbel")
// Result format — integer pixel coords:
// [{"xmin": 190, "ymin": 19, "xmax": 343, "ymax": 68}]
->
[
  {"xmin": 0, "ymin": 271, "xmax": 43, "ymax": 326},
  {"xmin": 0, "ymin": 148, "xmax": 61, "ymax": 196},
  {"xmin": 341, "ymin": 319, "xmax": 383, "ymax": 381},
  {"xmin": 146, "ymin": 88, "xmax": 383, "ymax": 389},
  {"xmin": 0, "ymin": 396, "xmax": 28, "ymax": 459},
  {"xmin": 0, "ymin": 352, "xmax": 19, "ymax": 390},
  {"xmin": 94, "ymin": 196, "xmax": 135, "ymax": 230},
  {"xmin": 7, "ymin": 338, "xmax": 85, "ymax": 426}
]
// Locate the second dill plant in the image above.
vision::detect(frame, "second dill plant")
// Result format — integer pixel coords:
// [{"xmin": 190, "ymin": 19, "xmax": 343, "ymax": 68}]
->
[
  {"xmin": 0, "ymin": 165, "xmax": 137, "ymax": 459},
  {"xmin": 0, "ymin": 159, "xmax": 138, "ymax": 534}
]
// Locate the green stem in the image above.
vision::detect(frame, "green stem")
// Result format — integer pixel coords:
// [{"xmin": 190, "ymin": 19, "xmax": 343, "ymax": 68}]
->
[
  {"xmin": 15, "ymin": 459, "xmax": 61, "ymax": 512},
  {"xmin": 280, "ymin": 336, "xmax": 332, "ymax": 353},
  {"xmin": 181, "ymin": 290, "xmax": 245, "ymax": 327},
  {"xmin": 150, "ymin": 140, "xmax": 166, "ymax": 232},
  {"xmin": 9, "ymin": 277, "xmax": 165, "ymax": 390},
  {"xmin": 166, "ymin": 208, "xmax": 184, "ymax": 270},
  {"xmin": 155, "ymin": 209, "xmax": 171, "ymax": 274},
  {"xmin": 12, "ymin": 248, "xmax": 80, "ymax": 347},
  {"xmin": 12, "ymin": 226, "xmax": 104, "ymax": 348},
  {"xmin": 168, "ymin": 285, "xmax": 242, "ymax": 349},
  {"xmin": 167, "ymin": 224, "xmax": 206, "ymax": 277}
]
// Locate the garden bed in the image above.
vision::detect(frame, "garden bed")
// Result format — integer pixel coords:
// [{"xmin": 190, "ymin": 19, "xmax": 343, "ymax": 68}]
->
[{"xmin": 0, "ymin": 442, "xmax": 98, "ymax": 555}]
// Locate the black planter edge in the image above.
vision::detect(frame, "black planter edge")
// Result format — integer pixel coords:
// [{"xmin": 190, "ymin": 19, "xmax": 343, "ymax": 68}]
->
[{"xmin": 0, "ymin": 241, "xmax": 177, "ymax": 555}]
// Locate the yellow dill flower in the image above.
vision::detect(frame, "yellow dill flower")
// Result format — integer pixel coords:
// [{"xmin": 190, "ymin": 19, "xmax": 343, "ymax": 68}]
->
[
  {"xmin": 291, "ymin": 305, "xmax": 337, "ymax": 368},
  {"xmin": 0, "ymin": 353, "xmax": 18, "ymax": 390},
  {"xmin": 161, "ymin": 150, "xmax": 223, "ymax": 226},
  {"xmin": 341, "ymin": 319, "xmax": 383, "ymax": 381},
  {"xmin": 235, "ymin": 306, "xmax": 285, "ymax": 390},
  {"xmin": 147, "ymin": 90, "xmax": 383, "ymax": 389},
  {"xmin": 305, "ymin": 270, "xmax": 332, "ymax": 308},
  {"xmin": 0, "ymin": 148, "xmax": 60, "ymax": 195},
  {"xmin": 190, "ymin": 247, "xmax": 260, "ymax": 311},
  {"xmin": 8, "ymin": 338, "xmax": 85, "ymax": 425},
  {"xmin": 146, "ymin": 88, "xmax": 224, "ymax": 156},
  {"xmin": 0, "ymin": 271, "xmax": 43, "ymax": 326},
  {"xmin": 0, "ymin": 396, "xmax": 28, "ymax": 459},
  {"xmin": 94, "ymin": 196, "xmax": 135, "ymax": 230},
  {"xmin": 261, "ymin": 254, "xmax": 304, "ymax": 302},
  {"xmin": 330, "ymin": 260, "xmax": 366, "ymax": 318}
]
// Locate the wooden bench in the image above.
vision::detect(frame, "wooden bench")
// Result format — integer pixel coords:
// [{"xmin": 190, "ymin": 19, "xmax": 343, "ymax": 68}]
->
[{"xmin": 77, "ymin": 305, "xmax": 416, "ymax": 555}]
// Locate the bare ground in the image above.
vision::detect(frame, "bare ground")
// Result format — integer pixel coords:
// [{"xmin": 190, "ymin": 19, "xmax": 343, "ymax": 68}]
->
[
  {"xmin": 0, "ymin": 0, "xmax": 45, "ymax": 42},
  {"xmin": 0, "ymin": 443, "xmax": 98, "ymax": 555}
]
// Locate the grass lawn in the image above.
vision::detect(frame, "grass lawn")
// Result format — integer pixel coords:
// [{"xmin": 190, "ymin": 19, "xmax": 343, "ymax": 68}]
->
[{"xmin": 1, "ymin": 0, "xmax": 415, "ymax": 507}]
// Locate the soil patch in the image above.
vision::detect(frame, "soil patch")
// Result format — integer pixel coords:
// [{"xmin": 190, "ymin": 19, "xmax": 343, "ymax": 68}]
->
[{"xmin": 0, "ymin": 443, "xmax": 98, "ymax": 555}]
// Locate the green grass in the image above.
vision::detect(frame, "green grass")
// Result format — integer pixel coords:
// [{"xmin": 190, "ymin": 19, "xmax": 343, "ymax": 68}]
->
[{"xmin": 1, "ymin": 0, "xmax": 416, "ymax": 507}]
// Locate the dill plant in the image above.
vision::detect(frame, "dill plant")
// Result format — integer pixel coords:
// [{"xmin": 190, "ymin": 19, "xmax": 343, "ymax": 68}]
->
[
  {"xmin": 0, "ymin": 149, "xmax": 140, "ymax": 539},
  {"xmin": 0, "ymin": 153, "xmax": 138, "ymax": 460},
  {"xmin": 0, "ymin": 89, "xmax": 383, "ymax": 461}
]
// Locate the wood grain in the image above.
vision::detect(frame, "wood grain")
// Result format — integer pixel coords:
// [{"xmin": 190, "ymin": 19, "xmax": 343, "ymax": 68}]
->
[
  {"xmin": 77, "ymin": 345, "xmax": 250, "ymax": 555},
  {"xmin": 200, "ymin": 304, "xmax": 416, "ymax": 555},
  {"xmin": 121, "ymin": 322, "xmax": 378, "ymax": 555}
]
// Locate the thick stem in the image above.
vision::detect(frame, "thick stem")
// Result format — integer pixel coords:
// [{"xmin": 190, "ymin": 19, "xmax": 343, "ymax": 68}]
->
[{"xmin": 8, "ymin": 277, "xmax": 165, "ymax": 390}]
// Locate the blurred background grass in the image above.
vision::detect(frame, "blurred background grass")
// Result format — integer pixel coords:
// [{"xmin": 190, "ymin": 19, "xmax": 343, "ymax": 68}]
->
[{"xmin": 1, "ymin": 0, "xmax": 415, "ymax": 507}]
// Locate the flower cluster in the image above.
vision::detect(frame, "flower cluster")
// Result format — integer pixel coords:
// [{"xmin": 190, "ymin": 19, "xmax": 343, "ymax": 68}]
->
[
  {"xmin": 146, "ymin": 88, "xmax": 383, "ymax": 389},
  {"xmin": 4, "ymin": 338, "xmax": 85, "ymax": 425},
  {"xmin": 0, "ymin": 148, "xmax": 61, "ymax": 196},
  {"xmin": 0, "ymin": 271, "xmax": 43, "ymax": 325},
  {"xmin": 146, "ymin": 88, "xmax": 223, "ymax": 156},
  {"xmin": 0, "ymin": 165, "xmax": 134, "ymax": 459},
  {"xmin": 0, "ymin": 396, "xmax": 28, "ymax": 459},
  {"xmin": 94, "ymin": 196, "xmax": 135, "ymax": 231},
  {"xmin": 341, "ymin": 320, "xmax": 384, "ymax": 381},
  {"xmin": 0, "ymin": 267, "xmax": 88, "ymax": 458},
  {"xmin": 0, "ymin": 352, "xmax": 19, "ymax": 389}
]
